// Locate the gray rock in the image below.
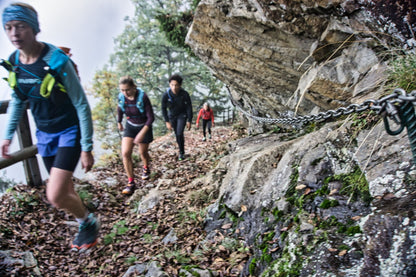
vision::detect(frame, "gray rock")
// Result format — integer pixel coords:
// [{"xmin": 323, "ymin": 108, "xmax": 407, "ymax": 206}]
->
[
  {"xmin": 0, "ymin": 250, "xmax": 41, "ymax": 276},
  {"xmin": 162, "ymin": 229, "xmax": 178, "ymax": 244}
]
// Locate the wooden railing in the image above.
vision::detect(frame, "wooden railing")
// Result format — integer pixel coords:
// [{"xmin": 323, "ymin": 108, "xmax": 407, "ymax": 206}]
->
[{"xmin": 0, "ymin": 100, "xmax": 42, "ymax": 186}]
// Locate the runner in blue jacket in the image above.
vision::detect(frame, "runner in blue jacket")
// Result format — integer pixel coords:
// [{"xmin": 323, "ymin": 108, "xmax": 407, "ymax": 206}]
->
[{"xmin": 1, "ymin": 2, "xmax": 99, "ymax": 251}]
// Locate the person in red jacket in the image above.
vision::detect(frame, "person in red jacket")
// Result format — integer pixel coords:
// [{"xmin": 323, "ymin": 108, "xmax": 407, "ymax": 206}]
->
[{"xmin": 196, "ymin": 102, "xmax": 215, "ymax": 141}]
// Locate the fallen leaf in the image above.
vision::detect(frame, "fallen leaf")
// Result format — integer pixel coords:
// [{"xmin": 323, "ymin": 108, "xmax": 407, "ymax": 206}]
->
[
  {"xmin": 382, "ymin": 193, "xmax": 396, "ymax": 200},
  {"xmin": 329, "ymin": 189, "xmax": 338, "ymax": 195},
  {"xmin": 222, "ymin": 223, "xmax": 233, "ymax": 229},
  {"xmin": 339, "ymin": 250, "xmax": 348, "ymax": 256},
  {"xmin": 296, "ymin": 184, "xmax": 307, "ymax": 190},
  {"xmin": 270, "ymin": 247, "xmax": 279, "ymax": 252}
]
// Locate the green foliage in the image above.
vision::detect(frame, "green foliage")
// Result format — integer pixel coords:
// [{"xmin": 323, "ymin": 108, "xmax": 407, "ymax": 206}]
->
[
  {"xmin": 218, "ymin": 203, "xmax": 241, "ymax": 224},
  {"xmin": 164, "ymin": 249, "xmax": 192, "ymax": 264},
  {"xmin": 142, "ymin": 233, "xmax": 153, "ymax": 244},
  {"xmin": 177, "ymin": 208, "xmax": 205, "ymax": 229},
  {"xmin": 346, "ymin": 225, "xmax": 362, "ymax": 236},
  {"xmin": 90, "ymin": 70, "xmax": 121, "ymax": 154},
  {"xmin": 387, "ymin": 52, "xmax": 416, "ymax": 92},
  {"xmin": 125, "ymin": 255, "xmax": 138, "ymax": 265},
  {"xmin": 326, "ymin": 166, "xmax": 372, "ymax": 204},
  {"xmin": 191, "ymin": 0, "xmax": 201, "ymax": 9},
  {"xmin": 257, "ymin": 231, "xmax": 276, "ymax": 264},
  {"xmin": 315, "ymin": 215, "xmax": 361, "ymax": 237},
  {"xmin": 276, "ymin": 248, "xmax": 303, "ymax": 276},
  {"xmin": 272, "ymin": 208, "xmax": 284, "ymax": 220},
  {"xmin": 317, "ymin": 215, "xmax": 340, "ymax": 229},
  {"xmin": 249, "ymin": 257, "xmax": 257, "ymax": 275},
  {"xmin": 77, "ymin": 189, "xmax": 92, "ymax": 203},
  {"xmin": 338, "ymin": 244, "xmax": 350, "ymax": 251},
  {"xmin": 316, "ymin": 184, "xmax": 329, "ymax": 196},
  {"xmin": 9, "ymin": 189, "xmax": 40, "ymax": 217},
  {"xmin": 156, "ymin": 11, "xmax": 194, "ymax": 53},
  {"xmin": 319, "ymin": 198, "xmax": 339, "ymax": 209},
  {"xmin": 103, "ymin": 220, "xmax": 130, "ymax": 245},
  {"xmin": 0, "ymin": 173, "xmax": 17, "ymax": 194}
]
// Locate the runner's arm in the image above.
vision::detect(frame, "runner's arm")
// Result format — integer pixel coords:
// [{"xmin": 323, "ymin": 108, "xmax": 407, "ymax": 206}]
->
[{"xmin": 60, "ymin": 61, "xmax": 93, "ymax": 152}]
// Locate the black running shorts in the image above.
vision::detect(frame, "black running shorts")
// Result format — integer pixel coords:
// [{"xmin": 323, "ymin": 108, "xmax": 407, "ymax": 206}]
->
[
  {"xmin": 123, "ymin": 121, "xmax": 154, "ymax": 144},
  {"xmin": 42, "ymin": 146, "xmax": 81, "ymax": 173}
]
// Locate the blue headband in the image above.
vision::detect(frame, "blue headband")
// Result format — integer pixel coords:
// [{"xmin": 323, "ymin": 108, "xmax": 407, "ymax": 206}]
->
[{"xmin": 2, "ymin": 5, "xmax": 40, "ymax": 34}]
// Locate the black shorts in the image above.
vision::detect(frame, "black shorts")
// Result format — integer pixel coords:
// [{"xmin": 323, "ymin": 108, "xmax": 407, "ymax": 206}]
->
[
  {"xmin": 42, "ymin": 146, "xmax": 81, "ymax": 173},
  {"xmin": 123, "ymin": 121, "xmax": 154, "ymax": 143}
]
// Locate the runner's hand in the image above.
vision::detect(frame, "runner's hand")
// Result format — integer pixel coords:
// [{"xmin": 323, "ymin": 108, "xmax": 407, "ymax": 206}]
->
[
  {"xmin": 81, "ymin": 151, "xmax": 94, "ymax": 172},
  {"xmin": 1, "ymin": 140, "xmax": 11, "ymax": 159}
]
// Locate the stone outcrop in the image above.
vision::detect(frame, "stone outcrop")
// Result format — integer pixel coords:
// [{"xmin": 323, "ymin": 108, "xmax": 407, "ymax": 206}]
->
[
  {"xmin": 201, "ymin": 120, "xmax": 416, "ymax": 276},
  {"xmin": 187, "ymin": 0, "xmax": 416, "ymax": 132},
  {"xmin": 186, "ymin": 0, "xmax": 416, "ymax": 275}
]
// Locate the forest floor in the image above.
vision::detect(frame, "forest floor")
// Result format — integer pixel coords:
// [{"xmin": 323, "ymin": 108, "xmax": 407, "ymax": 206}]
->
[{"xmin": 0, "ymin": 125, "xmax": 252, "ymax": 276}]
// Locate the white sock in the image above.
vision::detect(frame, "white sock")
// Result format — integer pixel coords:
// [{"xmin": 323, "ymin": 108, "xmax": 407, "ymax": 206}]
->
[{"xmin": 75, "ymin": 212, "xmax": 89, "ymax": 224}]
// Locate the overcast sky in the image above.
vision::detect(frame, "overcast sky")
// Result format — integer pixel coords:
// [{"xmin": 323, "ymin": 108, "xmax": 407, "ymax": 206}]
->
[
  {"xmin": 0, "ymin": 0, "xmax": 135, "ymax": 99},
  {"xmin": 0, "ymin": 0, "xmax": 135, "ymax": 182}
]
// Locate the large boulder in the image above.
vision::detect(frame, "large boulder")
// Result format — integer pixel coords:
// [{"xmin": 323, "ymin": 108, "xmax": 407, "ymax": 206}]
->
[
  {"xmin": 201, "ymin": 121, "xmax": 416, "ymax": 276},
  {"xmin": 187, "ymin": 0, "xmax": 415, "ymax": 132}
]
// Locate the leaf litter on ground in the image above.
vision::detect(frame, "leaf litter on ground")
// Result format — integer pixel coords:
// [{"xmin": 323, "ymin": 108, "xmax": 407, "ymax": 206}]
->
[{"xmin": 0, "ymin": 126, "xmax": 251, "ymax": 276}]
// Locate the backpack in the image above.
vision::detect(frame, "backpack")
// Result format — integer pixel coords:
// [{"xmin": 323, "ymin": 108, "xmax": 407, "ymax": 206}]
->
[
  {"xmin": 118, "ymin": 88, "xmax": 145, "ymax": 114},
  {"xmin": 1, "ymin": 47, "xmax": 69, "ymax": 98},
  {"xmin": 165, "ymin": 88, "xmax": 189, "ymax": 107}
]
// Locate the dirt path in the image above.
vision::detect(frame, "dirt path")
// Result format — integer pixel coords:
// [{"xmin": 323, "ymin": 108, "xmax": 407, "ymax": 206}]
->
[{"xmin": 0, "ymin": 126, "xmax": 250, "ymax": 276}]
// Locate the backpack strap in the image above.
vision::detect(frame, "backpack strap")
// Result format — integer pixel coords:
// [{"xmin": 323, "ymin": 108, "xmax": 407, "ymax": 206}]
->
[
  {"xmin": 118, "ymin": 89, "xmax": 145, "ymax": 114},
  {"xmin": 118, "ymin": 92, "xmax": 126, "ymax": 112},
  {"xmin": 40, "ymin": 48, "xmax": 69, "ymax": 98},
  {"xmin": 1, "ymin": 48, "xmax": 69, "ymax": 98},
  {"xmin": 0, "ymin": 59, "xmax": 17, "ymax": 89},
  {"xmin": 166, "ymin": 88, "xmax": 173, "ymax": 102},
  {"xmin": 136, "ymin": 88, "xmax": 144, "ymax": 113}
]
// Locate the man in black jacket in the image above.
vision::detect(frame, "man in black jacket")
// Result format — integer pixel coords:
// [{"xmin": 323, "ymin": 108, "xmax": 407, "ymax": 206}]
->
[{"xmin": 161, "ymin": 74, "xmax": 193, "ymax": 161}]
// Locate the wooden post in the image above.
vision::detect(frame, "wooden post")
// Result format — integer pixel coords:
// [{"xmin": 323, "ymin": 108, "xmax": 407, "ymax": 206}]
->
[
  {"xmin": 16, "ymin": 109, "xmax": 42, "ymax": 187},
  {"xmin": 0, "ymin": 100, "xmax": 9, "ymax": 114},
  {"xmin": 0, "ymin": 100, "xmax": 42, "ymax": 186}
]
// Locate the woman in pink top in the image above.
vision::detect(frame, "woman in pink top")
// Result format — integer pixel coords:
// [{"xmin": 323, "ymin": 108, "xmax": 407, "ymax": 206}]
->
[{"xmin": 196, "ymin": 102, "xmax": 215, "ymax": 141}]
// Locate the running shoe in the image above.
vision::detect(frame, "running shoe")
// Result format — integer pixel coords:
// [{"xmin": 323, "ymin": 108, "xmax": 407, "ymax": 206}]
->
[
  {"xmin": 209, "ymin": 134, "xmax": 212, "ymax": 139},
  {"xmin": 122, "ymin": 182, "xmax": 136, "ymax": 195},
  {"xmin": 142, "ymin": 167, "xmax": 150, "ymax": 180},
  {"xmin": 71, "ymin": 214, "xmax": 99, "ymax": 251},
  {"xmin": 202, "ymin": 137, "xmax": 206, "ymax": 141},
  {"xmin": 178, "ymin": 153, "xmax": 185, "ymax": 161}
]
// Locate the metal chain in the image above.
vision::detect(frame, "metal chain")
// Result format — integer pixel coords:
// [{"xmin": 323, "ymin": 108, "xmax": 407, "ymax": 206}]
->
[{"xmin": 232, "ymin": 88, "xmax": 416, "ymax": 126}]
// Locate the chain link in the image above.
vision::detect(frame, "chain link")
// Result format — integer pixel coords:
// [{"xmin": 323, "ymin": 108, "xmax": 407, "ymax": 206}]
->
[{"xmin": 232, "ymin": 88, "xmax": 416, "ymax": 126}]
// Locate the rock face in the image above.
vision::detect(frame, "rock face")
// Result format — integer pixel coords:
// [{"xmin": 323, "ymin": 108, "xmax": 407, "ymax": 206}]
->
[
  {"xmin": 187, "ymin": 0, "xmax": 416, "ymax": 276},
  {"xmin": 202, "ymin": 120, "xmax": 416, "ymax": 276},
  {"xmin": 187, "ymin": 0, "xmax": 415, "ymax": 132}
]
